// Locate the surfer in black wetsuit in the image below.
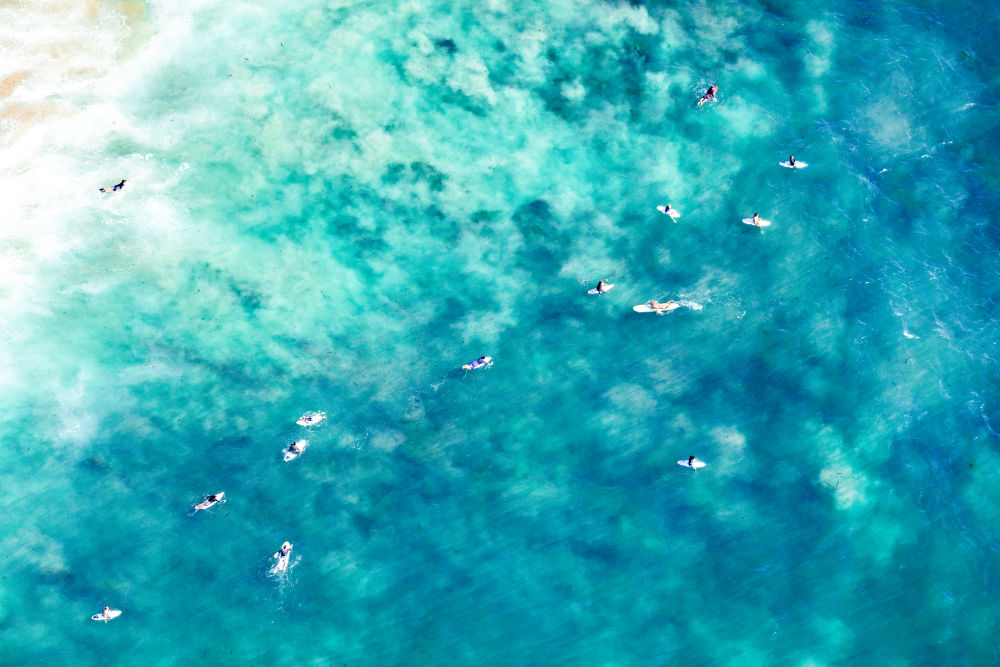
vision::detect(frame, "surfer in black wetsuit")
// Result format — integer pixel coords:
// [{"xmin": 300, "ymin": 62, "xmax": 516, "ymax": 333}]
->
[
  {"xmin": 275, "ymin": 541, "xmax": 293, "ymax": 560},
  {"xmin": 788, "ymin": 156, "xmax": 796, "ymax": 167},
  {"xmin": 100, "ymin": 179, "xmax": 126, "ymax": 193},
  {"xmin": 688, "ymin": 456, "xmax": 696, "ymax": 467},
  {"xmin": 596, "ymin": 280, "xmax": 608, "ymax": 294},
  {"xmin": 697, "ymin": 85, "xmax": 718, "ymax": 107}
]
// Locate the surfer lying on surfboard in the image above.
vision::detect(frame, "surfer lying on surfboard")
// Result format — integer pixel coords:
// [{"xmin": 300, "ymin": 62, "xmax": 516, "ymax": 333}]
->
[
  {"xmin": 273, "ymin": 541, "xmax": 293, "ymax": 572},
  {"xmin": 99, "ymin": 179, "xmax": 126, "ymax": 193},
  {"xmin": 463, "ymin": 356, "xmax": 493, "ymax": 371},
  {"xmin": 649, "ymin": 300, "xmax": 676, "ymax": 311},
  {"xmin": 297, "ymin": 411, "xmax": 326, "ymax": 426},
  {"xmin": 194, "ymin": 493, "xmax": 225, "ymax": 512},
  {"xmin": 697, "ymin": 85, "xmax": 718, "ymax": 106}
]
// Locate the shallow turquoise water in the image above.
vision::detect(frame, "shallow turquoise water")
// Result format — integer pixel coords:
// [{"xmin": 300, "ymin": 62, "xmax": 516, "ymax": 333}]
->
[{"xmin": 2, "ymin": 0, "xmax": 1000, "ymax": 664}]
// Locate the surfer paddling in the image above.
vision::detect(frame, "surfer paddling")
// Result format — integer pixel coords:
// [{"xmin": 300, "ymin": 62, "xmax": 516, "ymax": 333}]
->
[
  {"xmin": 649, "ymin": 300, "xmax": 675, "ymax": 311},
  {"xmin": 273, "ymin": 541, "xmax": 293, "ymax": 572},
  {"xmin": 194, "ymin": 493, "xmax": 225, "ymax": 512},
  {"xmin": 99, "ymin": 179, "xmax": 126, "ymax": 193},
  {"xmin": 697, "ymin": 85, "xmax": 718, "ymax": 107},
  {"xmin": 462, "ymin": 356, "xmax": 493, "ymax": 371}
]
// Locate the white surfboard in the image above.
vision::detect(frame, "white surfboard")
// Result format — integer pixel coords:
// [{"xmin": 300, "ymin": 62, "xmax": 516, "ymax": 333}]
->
[
  {"xmin": 742, "ymin": 218, "xmax": 771, "ymax": 228},
  {"xmin": 296, "ymin": 411, "xmax": 326, "ymax": 427},
  {"xmin": 656, "ymin": 205, "xmax": 681, "ymax": 219},
  {"xmin": 779, "ymin": 161, "xmax": 807, "ymax": 169},
  {"xmin": 587, "ymin": 284, "xmax": 615, "ymax": 294},
  {"xmin": 633, "ymin": 300, "xmax": 702, "ymax": 313},
  {"xmin": 283, "ymin": 440, "xmax": 308, "ymax": 462},
  {"xmin": 678, "ymin": 458, "xmax": 707, "ymax": 469},
  {"xmin": 462, "ymin": 356, "xmax": 493, "ymax": 371},
  {"xmin": 634, "ymin": 303, "xmax": 680, "ymax": 313},
  {"xmin": 92, "ymin": 609, "xmax": 122, "ymax": 622},
  {"xmin": 194, "ymin": 492, "xmax": 225, "ymax": 511}
]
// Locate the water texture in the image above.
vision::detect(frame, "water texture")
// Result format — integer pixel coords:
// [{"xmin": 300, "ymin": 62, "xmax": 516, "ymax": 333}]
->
[{"xmin": 2, "ymin": 0, "xmax": 1000, "ymax": 664}]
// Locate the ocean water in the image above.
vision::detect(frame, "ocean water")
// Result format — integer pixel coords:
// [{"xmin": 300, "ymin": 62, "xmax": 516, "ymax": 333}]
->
[{"xmin": 2, "ymin": 0, "xmax": 1000, "ymax": 663}]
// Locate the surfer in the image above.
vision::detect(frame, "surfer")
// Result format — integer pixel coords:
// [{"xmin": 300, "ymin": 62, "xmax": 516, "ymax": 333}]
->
[
  {"xmin": 297, "ymin": 411, "xmax": 326, "ymax": 426},
  {"xmin": 287, "ymin": 440, "xmax": 305, "ymax": 455},
  {"xmin": 274, "ymin": 541, "xmax": 293, "ymax": 566},
  {"xmin": 649, "ymin": 300, "xmax": 675, "ymax": 311},
  {"xmin": 463, "ymin": 356, "xmax": 492, "ymax": 370},
  {"xmin": 688, "ymin": 456, "xmax": 696, "ymax": 467},
  {"xmin": 788, "ymin": 156, "xmax": 796, "ymax": 167},
  {"xmin": 99, "ymin": 179, "xmax": 126, "ymax": 193},
  {"xmin": 752, "ymin": 212, "xmax": 761, "ymax": 227},
  {"xmin": 697, "ymin": 85, "xmax": 718, "ymax": 106},
  {"xmin": 101, "ymin": 606, "xmax": 111, "ymax": 619},
  {"xmin": 596, "ymin": 280, "xmax": 609, "ymax": 294},
  {"xmin": 194, "ymin": 493, "xmax": 225, "ymax": 511}
]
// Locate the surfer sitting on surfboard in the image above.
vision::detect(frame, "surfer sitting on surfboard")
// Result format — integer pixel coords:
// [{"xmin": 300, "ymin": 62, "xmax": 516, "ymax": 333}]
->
[
  {"xmin": 101, "ymin": 606, "xmax": 111, "ymax": 619},
  {"xmin": 649, "ymin": 300, "xmax": 675, "ymax": 311},
  {"xmin": 596, "ymin": 280, "xmax": 609, "ymax": 294},
  {"xmin": 788, "ymin": 155, "xmax": 796, "ymax": 167},
  {"xmin": 751, "ymin": 212, "xmax": 761, "ymax": 227},
  {"xmin": 697, "ymin": 85, "xmax": 718, "ymax": 106}
]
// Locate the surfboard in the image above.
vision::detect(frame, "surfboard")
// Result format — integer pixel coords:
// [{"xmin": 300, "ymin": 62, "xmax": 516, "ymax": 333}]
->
[
  {"xmin": 779, "ymin": 161, "xmax": 807, "ymax": 169},
  {"xmin": 283, "ymin": 440, "xmax": 308, "ymax": 462},
  {"xmin": 633, "ymin": 303, "xmax": 681, "ymax": 313},
  {"xmin": 463, "ymin": 356, "xmax": 493, "ymax": 371},
  {"xmin": 656, "ymin": 205, "xmax": 680, "ymax": 219},
  {"xmin": 92, "ymin": 610, "xmax": 122, "ymax": 622},
  {"xmin": 587, "ymin": 284, "xmax": 615, "ymax": 294},
  {"xmin": 742, "ymin": 218, "xmax": 771, "ymax": 228},
  {"xmin": 678, "ymin": 458, "xmax": 707, "ymax": 469},
  {"xmin": 296, "ymin": 411, "xmax": 326, "ymax": 426},
  {"xmin": 194, "ymin": 492, "xmax": 225, "ymax": 511}
]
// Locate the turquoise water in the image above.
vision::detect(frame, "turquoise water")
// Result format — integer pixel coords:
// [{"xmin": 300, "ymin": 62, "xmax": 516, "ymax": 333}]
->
[{"xmin": 3, "ymin": 0, "xmax": 1000, "ymax": 663}]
